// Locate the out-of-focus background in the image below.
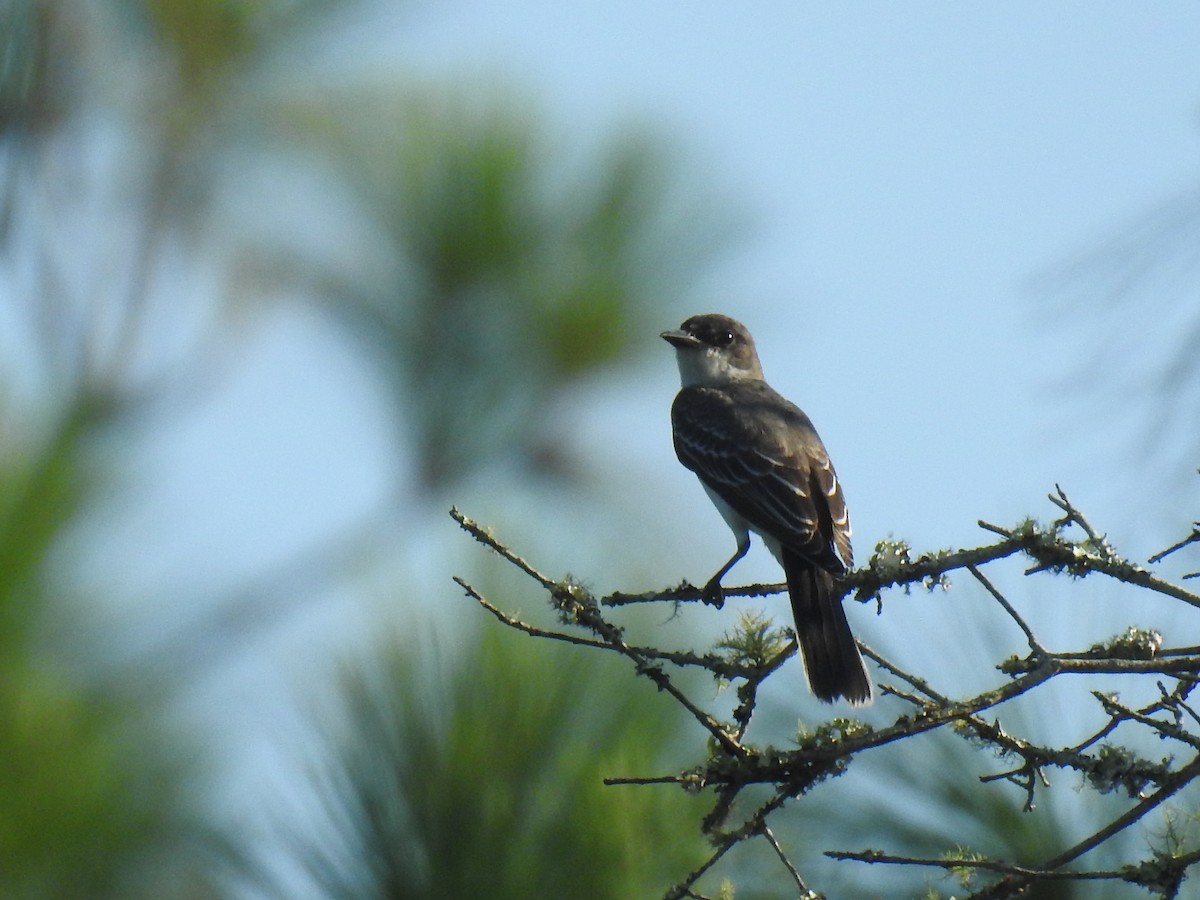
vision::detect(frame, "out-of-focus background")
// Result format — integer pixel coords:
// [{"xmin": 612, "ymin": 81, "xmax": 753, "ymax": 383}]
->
[{"xmin": 3, "ymin": 2, "xmax": 1199, "ymax": 897}]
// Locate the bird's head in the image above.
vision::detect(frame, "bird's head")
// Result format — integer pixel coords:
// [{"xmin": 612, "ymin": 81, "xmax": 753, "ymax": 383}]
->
[{"xmin": 660, "ymin": 314, "xmax": 764, "ymax": 387}]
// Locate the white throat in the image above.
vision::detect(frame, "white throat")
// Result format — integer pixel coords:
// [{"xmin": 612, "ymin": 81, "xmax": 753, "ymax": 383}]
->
[{"xmin": 673, "ymin": 346, "xmax": 751, "ymax": 388}]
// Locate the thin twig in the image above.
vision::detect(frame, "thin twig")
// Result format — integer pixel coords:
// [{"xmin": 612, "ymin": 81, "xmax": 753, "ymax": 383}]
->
[
  {"xmin": 827, "ymin": 848, "xmax": 1095, "ymax": 879},
  {"xmin": 454, "ymin": 575, "xmax": 748, "ymax": 758},
  {"xmin": 1149, "ymin": 524, "xmax": 1200, "ymax": 565},
  {"xmin": 450, "ymin": 507, "xmax": 557, "ymax": 590},
  {"xmin": 762, "ymin": 825, "xmax": 816, "ymax": 898},
  {"xmin": 1049, "ymin": 484, "xmax": 1102, "ymax": 542},
  {"xmin": 666, "ymin": 792, "xmax": 792, "ymax": 900},
  {"xmin": 1092, "ymin": 691, "xmax": 1200, "ymax": 750},
  {"xmin": 859, "ymin": 644, "xmax": 951, "ymax": 706},
  {"xmin": 827, "ymin": 848, "xmax": 1145, "ymax": 884},
  {"xmin": 968, "ymin": 564, "xmax": 1049, "ymax": 658}
]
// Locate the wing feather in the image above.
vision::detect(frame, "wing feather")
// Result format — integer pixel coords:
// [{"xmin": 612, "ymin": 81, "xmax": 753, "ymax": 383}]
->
[{"xmin": 671, "ymin": 381, "xmax": 852, "ymax": 572}]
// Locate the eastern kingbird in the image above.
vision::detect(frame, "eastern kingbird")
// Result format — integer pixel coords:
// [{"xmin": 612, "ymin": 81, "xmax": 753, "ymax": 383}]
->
[{"xmin": 661, "ymin": 313, "xmax": 873, "ymax": 706}]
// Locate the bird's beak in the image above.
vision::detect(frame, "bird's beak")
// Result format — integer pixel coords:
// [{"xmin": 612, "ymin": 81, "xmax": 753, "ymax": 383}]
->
[{"xmin": 660, "ymin": 329, "xmax": 702, "ymax": 349}]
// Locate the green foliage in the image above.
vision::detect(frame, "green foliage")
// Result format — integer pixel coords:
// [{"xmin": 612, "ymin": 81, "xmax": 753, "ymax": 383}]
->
[
  {"xmin": 0, "ymin": 0, "xmax": 64, "ymax": 137},
  {"xmin": 0, "ymin": 397, "xmax": 224, "ymax": 899},
  {"xmin": 284, "ymin": 85, "xmax": 727, "ymax": 488},
  {"xmin": 297, "ymin": 628, "xmax": 708, "ymax": 899},
  {"xmin": 136, "ymin": 0, "xmax": 261, "ymax": 86},
  {"xmin": 945, "ymin": 847, "xmax": 990, "ymax": 889},
  {"xmin": 7, "ymin": 2, "xmax": 736, "ymax": 895},
  {"xmin": 128, "ymin": 0, "xmax": 354, "ymax": 91},
  {"xmin": 0, "ymin": 665, "xmax": 215, "ymax": 900},
  {"xmin": 714, "ymin": 609, "xmax": 790, "ymax": 672},
  {"xmin": 6, "ymin": 1, "xmax": 734, "ymax": 898},
  {"xmin": 0, "ymin": 400, "xmax": 93, "ymax": 643}
]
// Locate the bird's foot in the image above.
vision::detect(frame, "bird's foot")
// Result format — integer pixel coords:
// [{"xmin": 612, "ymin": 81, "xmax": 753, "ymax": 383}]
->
[{"xmin": 701, "ymin": 579, "xmax": 725, "ymax": 609}]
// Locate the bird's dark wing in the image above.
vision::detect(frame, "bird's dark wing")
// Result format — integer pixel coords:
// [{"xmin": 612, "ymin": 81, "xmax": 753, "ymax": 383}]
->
[{"xmin": 671, "ymin": 381, "xmax": 852, "ymax": 572}]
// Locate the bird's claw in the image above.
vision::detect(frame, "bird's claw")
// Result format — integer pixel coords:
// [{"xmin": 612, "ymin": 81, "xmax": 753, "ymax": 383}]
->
[{"xmin": 701, "ymin": 580, "xmax": 725, "ymax": 609}]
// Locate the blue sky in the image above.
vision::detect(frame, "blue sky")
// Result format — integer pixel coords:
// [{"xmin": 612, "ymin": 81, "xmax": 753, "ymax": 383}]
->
[
  {"xmin": 357, "ymin": 2, "xmax": 1200, "ymax": 552},
  {"xmin": 103, "ymin": 3, "xmax": 1200, "ymax": 887}
]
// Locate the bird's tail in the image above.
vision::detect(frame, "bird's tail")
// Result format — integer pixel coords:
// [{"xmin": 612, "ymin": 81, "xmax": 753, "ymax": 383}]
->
[{"xmin": 782, "ymin": 549, "xmax": 873, "ymax": 706}]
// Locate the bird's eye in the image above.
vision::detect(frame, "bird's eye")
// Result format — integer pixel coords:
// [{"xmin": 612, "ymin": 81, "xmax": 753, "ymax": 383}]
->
[{"xmin": 718, "ymin": 330, "xmax": 735, "ymax": 347}]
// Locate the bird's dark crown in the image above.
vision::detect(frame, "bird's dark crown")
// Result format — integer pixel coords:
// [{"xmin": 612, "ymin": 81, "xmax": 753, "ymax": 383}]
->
[{"xmin": 677, "ymin": 313, "xmax": 751, "ymax": 351}]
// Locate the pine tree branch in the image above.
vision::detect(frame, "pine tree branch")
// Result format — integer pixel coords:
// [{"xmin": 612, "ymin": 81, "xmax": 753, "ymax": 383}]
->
[{"xmin": 449, "ymin": 488, "xmax": 1200, "ymax": 899}]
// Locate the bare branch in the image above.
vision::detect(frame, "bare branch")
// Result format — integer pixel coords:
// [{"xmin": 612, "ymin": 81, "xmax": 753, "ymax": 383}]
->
[
  {"xmin": 449, "ymin": 506, "xmax": 557, "ymax": 590},
  {"xmin": 762, "ymin": 825, "xmax": 818, "ymax": 898},
  {"xmin": 666, "ymin": 792, "xmax": 793, "ymax": 900},
  {"xmin": 826, "ymin": 847, "xmax": 1107, "ymax": 880},
  {"xmin": 450, "ymin": 490, "xmax": 1200, "ymax": 899},
  {"xmin": 966, "ymin": 753, "xmax": 1200, "ymax": 899},
  {"xmin": 968, "ymin": 563, "xmax": 1048, "ymax": 658},
  {"xmin": 1149, "ymin": 523, "xmax": 1200, "ymax": 565}
]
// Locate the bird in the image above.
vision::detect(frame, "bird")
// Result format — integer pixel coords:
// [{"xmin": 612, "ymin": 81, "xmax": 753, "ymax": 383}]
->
[{"xmin": 661, "ymin": 313, "xmax": 872, "ymax": 706}]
